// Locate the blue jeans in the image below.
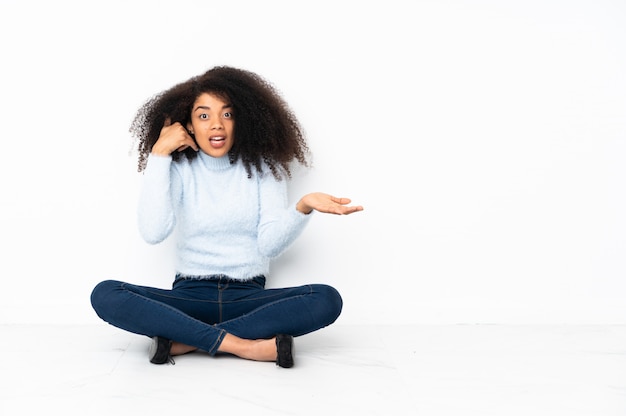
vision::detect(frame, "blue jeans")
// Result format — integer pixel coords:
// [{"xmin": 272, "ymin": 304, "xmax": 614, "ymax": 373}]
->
[{"xmin": 90, "ymin": 275, "xmax": 343, "ymax": 355}]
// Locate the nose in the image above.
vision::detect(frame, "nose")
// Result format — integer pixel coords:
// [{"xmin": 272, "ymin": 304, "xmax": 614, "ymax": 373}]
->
[{"xmin": 210, "ymin": 118, "xmax": 224, "ymax": 130}]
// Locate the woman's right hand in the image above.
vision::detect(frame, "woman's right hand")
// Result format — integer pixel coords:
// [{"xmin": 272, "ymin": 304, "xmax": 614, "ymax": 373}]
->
[{"xmin": 151, "ymin": 119, "xmax": 199, "ymax": 156}]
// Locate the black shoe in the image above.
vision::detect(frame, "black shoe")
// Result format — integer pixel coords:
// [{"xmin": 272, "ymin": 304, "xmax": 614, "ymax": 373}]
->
[
  {"xmin": 275, "ymin": 334, "xmax": 294, "ymax": 368},
  {"xmin": 149, "ymin": 336, "xmax": 175, "ymax": 365}
]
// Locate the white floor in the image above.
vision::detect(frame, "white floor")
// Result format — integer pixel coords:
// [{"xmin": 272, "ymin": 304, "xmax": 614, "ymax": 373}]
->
[{"xmin": 1, "ymin": 324, "xmax": 625, "ymax": 415}]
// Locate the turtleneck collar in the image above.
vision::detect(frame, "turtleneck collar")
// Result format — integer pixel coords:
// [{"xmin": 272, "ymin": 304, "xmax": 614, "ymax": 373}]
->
[{"xmin": 197, "ymin": 150, "xmax": 233, "ymax": 171}]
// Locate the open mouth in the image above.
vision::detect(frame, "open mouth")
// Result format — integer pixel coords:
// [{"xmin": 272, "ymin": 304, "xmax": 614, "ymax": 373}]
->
[{"xmin": 207, "ymin": 135, "xmax": 227, "ymax": 149}]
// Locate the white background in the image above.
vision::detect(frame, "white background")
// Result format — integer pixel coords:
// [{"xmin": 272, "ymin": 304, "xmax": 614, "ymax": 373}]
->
[{"xmin": 0, "ymin": 0, "xmax": 624, "ymax": 325}]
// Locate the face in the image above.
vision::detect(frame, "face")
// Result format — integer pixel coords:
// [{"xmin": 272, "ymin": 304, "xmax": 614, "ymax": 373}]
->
[{"xmin": 188, "ymin": 93, "xmax": 235, "ymax": 158}]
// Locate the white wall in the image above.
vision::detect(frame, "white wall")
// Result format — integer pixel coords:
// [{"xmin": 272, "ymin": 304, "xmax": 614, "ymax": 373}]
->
[{"xmin": 1, "ymin": 0, "xmax": 624, "ymax": 325}]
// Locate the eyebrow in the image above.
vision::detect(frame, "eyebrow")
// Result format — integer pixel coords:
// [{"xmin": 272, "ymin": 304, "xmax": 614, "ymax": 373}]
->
[{"xmin": 193, "ymin": 104, "xmax": 233, "ymax": 112}]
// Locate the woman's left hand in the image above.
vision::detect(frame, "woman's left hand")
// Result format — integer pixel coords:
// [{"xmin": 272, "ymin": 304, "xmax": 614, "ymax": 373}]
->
[{"xmin": 296, "ymin": 192, "xmax": 364, "ymax": 215}]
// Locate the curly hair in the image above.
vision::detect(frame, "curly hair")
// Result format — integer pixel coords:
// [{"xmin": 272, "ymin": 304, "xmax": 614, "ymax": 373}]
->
[{"xmin": 130, "ymin": 66, "xmax": 310, "ymax": 180}]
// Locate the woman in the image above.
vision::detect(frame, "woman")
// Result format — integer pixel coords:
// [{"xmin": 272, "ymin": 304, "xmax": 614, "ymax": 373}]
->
[{"xmin": 90, "ymin": 65, "xmax": 363, "ymax": 368}]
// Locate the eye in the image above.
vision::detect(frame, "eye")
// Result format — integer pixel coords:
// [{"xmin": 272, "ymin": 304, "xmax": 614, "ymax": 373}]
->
[
  {"xmin": 199, "ymin": 113, "xmax": 208, "ymax": 119},
  {"xmin": 223, "ymin": 112, "xmax": 233, "ymax": 119}
]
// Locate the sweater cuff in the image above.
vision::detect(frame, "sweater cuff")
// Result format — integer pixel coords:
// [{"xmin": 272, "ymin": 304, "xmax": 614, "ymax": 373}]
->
[{"xmin": 292, "ymin": 202, "xmax": 313, "ymax": 221}]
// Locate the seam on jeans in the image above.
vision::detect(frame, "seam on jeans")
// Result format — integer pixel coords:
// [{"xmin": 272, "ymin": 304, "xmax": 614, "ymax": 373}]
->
[
  {"xmin": 218, "ymin": 285, "xmax": 312, "ymax": 304},
  {"xmin": 218, "ymin": 285, "xmax": 223, "ymax": 323},
  {"xmin": 208, "ymin": 328, "xmax": 226, "ymax": 355}
]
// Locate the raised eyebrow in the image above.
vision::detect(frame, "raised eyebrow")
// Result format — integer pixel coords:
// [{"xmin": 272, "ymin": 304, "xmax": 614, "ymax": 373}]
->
[{"xmin": 193, "ymin": 104, "xmax": 233, "ymax": 113}]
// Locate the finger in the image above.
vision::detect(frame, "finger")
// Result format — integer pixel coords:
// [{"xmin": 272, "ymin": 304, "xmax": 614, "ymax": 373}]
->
[
  {"xmin": 178, "ymin": 138, "xmax": 199, "ymax": 152},
  {"xmin": 338, "ymin": 205, "xmax": 364, "ymax": 215},
  {"xmin": 186, "ymin": 137, "xmax": 199, "ymax": 151}
]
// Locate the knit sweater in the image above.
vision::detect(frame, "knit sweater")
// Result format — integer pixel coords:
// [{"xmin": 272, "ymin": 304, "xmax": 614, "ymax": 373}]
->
[{"xmin": 137, "ymin": 151, "xmax": 312, "ymax": 280}]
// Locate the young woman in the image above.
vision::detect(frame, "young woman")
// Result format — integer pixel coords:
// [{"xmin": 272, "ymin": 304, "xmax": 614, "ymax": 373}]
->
[{"xmin": 90, "ymin": 66, "xmax": 363, "ymax": 368}]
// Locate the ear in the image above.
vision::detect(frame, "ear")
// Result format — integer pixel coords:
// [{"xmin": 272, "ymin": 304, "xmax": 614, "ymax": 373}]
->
[{"xmin": 186, "ymin": 123, "xmax": 194, "ymax": 135}]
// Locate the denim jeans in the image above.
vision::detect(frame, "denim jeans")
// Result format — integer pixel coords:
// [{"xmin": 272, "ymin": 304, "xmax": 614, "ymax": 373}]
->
[{"xmin": 90, "ymin": 275, "xmax": 343, "ymax": 355}]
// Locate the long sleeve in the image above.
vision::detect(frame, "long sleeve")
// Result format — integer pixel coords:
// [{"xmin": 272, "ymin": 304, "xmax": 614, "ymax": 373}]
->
[
  {"xmin": 137, "ymin": 154, "xmax": 179, "ymax": 244},
  {"xmin": 257, "ymin": 172, "xmax": 312, "ymax": 258}
]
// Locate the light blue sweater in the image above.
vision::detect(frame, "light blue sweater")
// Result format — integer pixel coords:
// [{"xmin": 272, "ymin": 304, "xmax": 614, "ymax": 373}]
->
[{"xmin": 138, "ymin": 151, "xmax": 311, "ymax": 280}]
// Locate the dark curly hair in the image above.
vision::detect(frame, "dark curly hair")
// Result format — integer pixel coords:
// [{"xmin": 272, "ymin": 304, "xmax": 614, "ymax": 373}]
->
[{"xmin": 130, "ymin": 66, "xmax": 310, "ymax": 180}]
